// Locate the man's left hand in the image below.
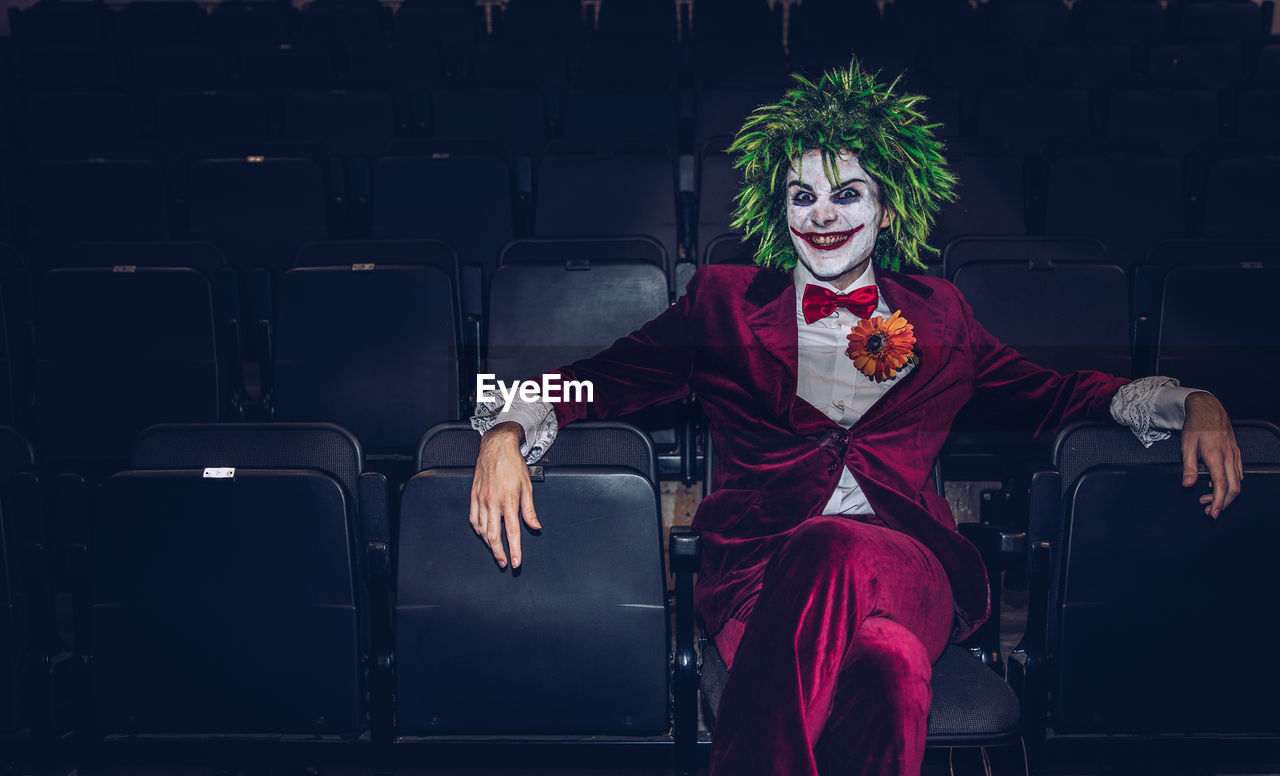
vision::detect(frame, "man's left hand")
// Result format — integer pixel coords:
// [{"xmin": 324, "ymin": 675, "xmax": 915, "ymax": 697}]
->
[{"xmin": 1181, "ymin": 391, "xmax": 1243, "ymax": 519}]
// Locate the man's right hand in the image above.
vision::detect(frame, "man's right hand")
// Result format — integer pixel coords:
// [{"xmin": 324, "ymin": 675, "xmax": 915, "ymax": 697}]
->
[{"xmin": 470, "ymin": 421, "xmax": 541, "ymax": 568}]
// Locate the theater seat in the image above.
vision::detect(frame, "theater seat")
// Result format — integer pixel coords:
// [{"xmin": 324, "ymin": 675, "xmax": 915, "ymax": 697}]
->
[{"xmin": 387, "ymin": 423, "xmax": 669, "ymax": 763}]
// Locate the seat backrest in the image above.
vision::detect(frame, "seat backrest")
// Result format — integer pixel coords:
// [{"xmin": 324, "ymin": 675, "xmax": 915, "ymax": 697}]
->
[
  {"xmin": 942, "ymin": 236, "xmax": 1109, "ymax": 281},
  {"xmin": 485, "ymin": 261, "xmax": 669, "ymax": 386},
  {"xmin": 188, "ymin": 157, "xmax": 328, "ymax": 274},
  {"xmin": 498, "ymin": 236, "xmax": 666, "ymax": 270},
  {"xmin": 953, "ymin": 261, "xmax": 1132, "ymax": 377},
  {"xmin": 534, "ymin": 150, "xmax": 679, "ymax": 269},
  {"xmin": 273, "ymin": 264, "xmax": 459, "ymax": 452},
  {"xmin": 1053, "ymin": 463, "xmax": 1280, "ymax": 735},
  {"xmin": 91, "ymin": 468, "xmax": 362, "ymax": 737},
  {"xmin": 131, "ymin": 422, "xmax": 364, "ymax": 499},
  {"xmin": 418, "ymin": 421, "xmax": 656, "ymax": 483},
  {"xmin": 1052, "ymin": 419, "xmax": 1280, "ymax": 499},
  {"xmin": 395, "ymin": 466, "xmax": 667, "ymax": 735},
  {"xmin": 372, "ymin": 154, "xmax": 512, "ymax": 281},
  {"xmin": 1202, "ymin": 154, "xmax": 1280, "ymax": 238},
  {"xmin": 1155, "ymin": 264, "xmax": 1280, "ymax": 421},
  {"xmin": 36, "ymin": 268, "xmax": 221, "ymax": 463},
  {"xmin": 28, "ymin": 159, "xmax": 169, "ymax": 262}
]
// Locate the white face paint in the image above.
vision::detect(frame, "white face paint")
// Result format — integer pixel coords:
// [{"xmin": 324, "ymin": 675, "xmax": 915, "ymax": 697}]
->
[{"xmin": 785, "ymin": 149, "xmax": 891, "ymax": 290}]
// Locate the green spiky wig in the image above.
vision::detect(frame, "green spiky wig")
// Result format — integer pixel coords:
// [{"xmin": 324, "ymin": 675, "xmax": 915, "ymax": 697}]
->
[{"xmin": 727, "ymin": 58, "xmax": 958, "ymax": 272}]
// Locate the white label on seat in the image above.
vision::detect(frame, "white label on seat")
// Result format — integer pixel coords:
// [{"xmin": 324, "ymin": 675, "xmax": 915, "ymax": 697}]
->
[
  {"xmin": 112, "ymin": 265, "xmax": 136, "ymax": 273},
  {"xmin": 203, "ymin": 467, "xmax": 235, "ymax": 479},
  {"xmin": 352, "ymin": 263, "xmax": 375, "ymax": 271}
]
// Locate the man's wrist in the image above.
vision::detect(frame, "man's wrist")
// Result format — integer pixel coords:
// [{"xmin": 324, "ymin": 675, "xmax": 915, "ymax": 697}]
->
[{"xmin": 483, "ymin": 420, "xmax": 525, "ymax": 448}]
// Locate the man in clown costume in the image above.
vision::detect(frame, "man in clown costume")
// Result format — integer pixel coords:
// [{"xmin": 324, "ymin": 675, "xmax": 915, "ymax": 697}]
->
[{"xmin": 469, "ymin": 60, "xmax": 1241, "ymax": 775}]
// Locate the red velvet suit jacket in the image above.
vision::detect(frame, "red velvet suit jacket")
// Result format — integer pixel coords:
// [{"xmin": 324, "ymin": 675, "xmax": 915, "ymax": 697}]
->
[{"xmin": 549, "ymin": 264, "xmax": 1129, "ymax": 641}]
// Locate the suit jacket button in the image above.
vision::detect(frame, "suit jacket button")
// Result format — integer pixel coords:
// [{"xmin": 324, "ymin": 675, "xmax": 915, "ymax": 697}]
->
[
  {"xmin": 827, "ymin": 462, "xmax": 839, "ymax": 474},
  {"xmin": 836, "ymin": 431, "xmax": 849, "ymax": 445}
]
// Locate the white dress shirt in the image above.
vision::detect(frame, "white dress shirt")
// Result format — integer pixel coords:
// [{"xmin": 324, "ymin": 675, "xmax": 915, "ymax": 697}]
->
[{"xmin": 472, "ymin": 265, "xmax": 1201, "ymax": 516}]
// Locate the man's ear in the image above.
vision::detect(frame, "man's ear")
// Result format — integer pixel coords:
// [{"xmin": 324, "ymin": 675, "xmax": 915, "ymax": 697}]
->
[{"xmin": 879, "ymin": 206, "xmax": 895, "ymax": 230}]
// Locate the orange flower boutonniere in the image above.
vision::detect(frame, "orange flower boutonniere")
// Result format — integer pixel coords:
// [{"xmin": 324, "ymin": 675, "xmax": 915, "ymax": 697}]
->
[{"xmin": 845, "ymin": 310, "xmax": 919, "ymax": 383}]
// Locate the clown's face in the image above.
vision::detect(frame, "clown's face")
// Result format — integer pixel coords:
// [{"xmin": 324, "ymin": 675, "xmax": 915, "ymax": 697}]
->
[{"xmin": 785, "ymin": 149, "xmax": 892, "ymax": 290}]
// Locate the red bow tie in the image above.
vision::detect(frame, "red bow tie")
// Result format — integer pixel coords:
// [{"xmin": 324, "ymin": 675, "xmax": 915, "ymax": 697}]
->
[{"xmin": 802, "ymin": 283, "xmax": 878, "ymax": 324}]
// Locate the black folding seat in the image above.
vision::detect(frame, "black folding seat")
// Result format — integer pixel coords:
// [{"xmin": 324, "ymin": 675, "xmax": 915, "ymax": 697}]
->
[
  {"xmin": 389, "ymin": 422, "xmax": 669, "ymax": 758},
  {"xmin": 792, "ymin": 0, "xmax": 883, "ymax": 49},
  {"xmin": 71, "ymin": 422, "xmax": 387, "ymax": 761},
  {"xmin": 463, "ymin": 40, "xmax": 569, "ymax": 89},
  {"xmin": 153, "ymin": 91, "xmax": 268, "ymax": 150},
  {"xmin": 394, "ymin": 0, "xmax": 478, "ymax": 51},
  {"xmin": 430, "ymin": 88, "xmax": 546, "ymax": 157},
  {"xmin": 238, "ymin": 44, "xmax": 337, "ymax": 93},
  {"xmin": 696, "ymin": 148, "xmax": 739, "ymax": 262},
  {"xmin": 115, "ymin": 1, "xmax": 209, "ymax": 47},
  {"xmin": 344, "ymin": 43, "xmax": 442, "ymax": 93},
  {"xmin": 975, "ymin": 87, "xmax": 1092, "ymax": 154},
  {"xmin": 16, "ymin": 44, "xmax": 122, "ymax": 91},
  {"xmin": 886, "ymin": 0, "xmax": 987, "ymax": 44},
  {"xmin": 931, "ymin": 146, "xmax": 1027, "ymax": 250},
  {"xmin": 691, "ymin": 43, "xmax": 789, "ymax": 89},
  {"xmin": 1236, "ymin": 87, "xmax": 1280, "ymax": 139},
  {"xmin": 282, "ymin": 90, "xmax": 395, "ymax": 158},
  {"xmin": 988, "ymin": 0, "xmax": 1074, "ymax": 44},
  {"xmin": 700, "ymin": 232, "xmax": 757, "ymax": 267},
  {"xmin": 300, "ymin": 1, "xmax": 391, "ymax": 47},
  {"xmin": 209, "ymin": 0, "xmax": 301, "ymax": 46},
  {"xmin": 561, "ymin": 87, "xmax": 679, "ymax": 148},
  {"xmin": 495, "ymin": 0, "xmax": 583, "ymax": 44},
  {"xmin": 1132, "ymin": 238, "xmax": 1280, "ymax": 374},
  {"xmin": 34, "ymin": 267, "xmax": 224, "ymax": 468},
  {"xmin": 7, "ymin": 1, "xmax": 114, "ymax": 45},
  {"xmin": 943, "ymin": 235, "xmax": 1112, "ymax": 284},
  {"xmin": 1201, "ymin": 152, "xmax": 1280, "ymax": 239},
  {"xmin": 1017, "ymin": 421, "xmax": 1280, "ymax": 766},
  {"xmin": 1146, "ymin": 43, "xmax": 1244, "ymax": 89},
  {"xmin": 1105, "ymin": 87, "xmax": 1222, "ymax": 156},
  {"xmin": 130, "ymin": 46, "xmax": 228, "ymax": 93},
  {"xmin": 1042, "ymin": 151, "xmax": 1185, "ymax": 268},
  {"xmin": 1155, "ymin": 262, "xmax": 1280, "ymax": 422},
  {"xmin": 1037, "ymin": 43, "xmax": 1135, "ymax": 89},
  {"xmin": 372, "ymin": 153, "xmax": 513, "ymax": 285},
  {"xmin": 27, "ymin": 159, "xmax": 169, "ymax": 262},
  {"xmin": 0, "ymin": 427, "xmax": 47, "ymax": 752},
  {"xmin": 594, "ymin": 0, "xmax": 677, "ymax": 44},
  {"xmin": 485, "ymin": 259, "xmax": 670, "ymax": 387},
  {"xmin": 690, "ymin": 0, "xmax": 780, "ymax": 46},
  {"xmin": 951, "ymin": 253, "xmax": 1132, "ymax": 379},
  {"xmin": 1173, "ymin": 1, "xmax": 1271, "ymax": 43},
  {"xmin": 270, "ymin": 260, "xmax": 460, "ymax": 476},
  {"xmin": 573, "ymin": 42, "xmax": 679, "ymax": 89},
  {"xmin": 535, "ymin": 143, "xmax": 680, "ymax": 268},
  {"xmin": 1258, "ymin": 40, "xmax": 1280, "ymax": 81},
  {"xmin": 922, "ymin": 42, "xmax": 1029, "ymax": 91},
  {"xmin": 499, "ymin": 235, "xmax": 667, "ymax": 269},
  {"xmin": 20, "ymin": 92, "xmax": 139, "ymax": 156},
  {"xmin": 188, "ymin": 156, "xmax": 328, "ymax": 275},
  {"xmin": 1077, "ymin": 0, "xmax": 1167, "ymax": 44},
  {"xmin": 693, "ymin": 87, "xmax": 785, "ymax": 154}
]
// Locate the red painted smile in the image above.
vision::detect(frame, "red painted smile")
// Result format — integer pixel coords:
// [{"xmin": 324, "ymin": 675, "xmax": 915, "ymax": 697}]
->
[{"xmin": 791, "ymin": 224, "xmax": 864, "ymax": 251}]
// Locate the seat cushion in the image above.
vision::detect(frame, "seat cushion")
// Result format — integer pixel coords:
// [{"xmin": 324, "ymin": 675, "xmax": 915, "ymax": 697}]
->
[{"xmin": 701, "ymin": 641, "xmax": 1020, "ymax": 745}]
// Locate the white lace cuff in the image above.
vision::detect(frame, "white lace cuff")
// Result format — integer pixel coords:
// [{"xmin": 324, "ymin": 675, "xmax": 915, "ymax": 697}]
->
[
  {"xmin": 1109, "ymin": 376, "xmax": 1202, "ymax": 448},
  {"xmin": 470, "ymin": 396, "xmax": 559, "ymax": 464}
]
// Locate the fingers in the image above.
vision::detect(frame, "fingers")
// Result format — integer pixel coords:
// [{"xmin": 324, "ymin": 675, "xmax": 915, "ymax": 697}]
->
[
  {"xmin": 1181, "ymin": 437, "xmax": 1199, "ymax": 487},
  {"xmin": 504, "ymin": 496, "xmax": 523, "ymax": 568},
  {"xmin": 521, "ymin": 484, "xmax": 541, "ymax": 531},
  {"xmin": 1200, "ymin": 441, "xmax": 1242, "ymax": 520}
]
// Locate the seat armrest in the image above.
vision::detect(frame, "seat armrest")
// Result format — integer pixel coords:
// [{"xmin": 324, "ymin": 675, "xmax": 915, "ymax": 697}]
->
[{"xmin": 669, "ymin": 526, "xmax": 700, "ymax": 574}]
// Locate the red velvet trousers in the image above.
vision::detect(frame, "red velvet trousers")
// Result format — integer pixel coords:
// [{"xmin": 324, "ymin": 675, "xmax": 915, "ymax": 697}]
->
[{"xmin": 709, "ymin": 515, "xmax": 955, "ymax": 776}]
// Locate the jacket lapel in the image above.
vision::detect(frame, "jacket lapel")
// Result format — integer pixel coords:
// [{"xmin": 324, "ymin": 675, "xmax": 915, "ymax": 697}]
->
[
  {"xmin": 848, "ymin": 270, "xmax": 948, "ymax": 434},
  {"xmin": 743, "ymin": 269, "xmax": 801, "ymax": 422}
]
